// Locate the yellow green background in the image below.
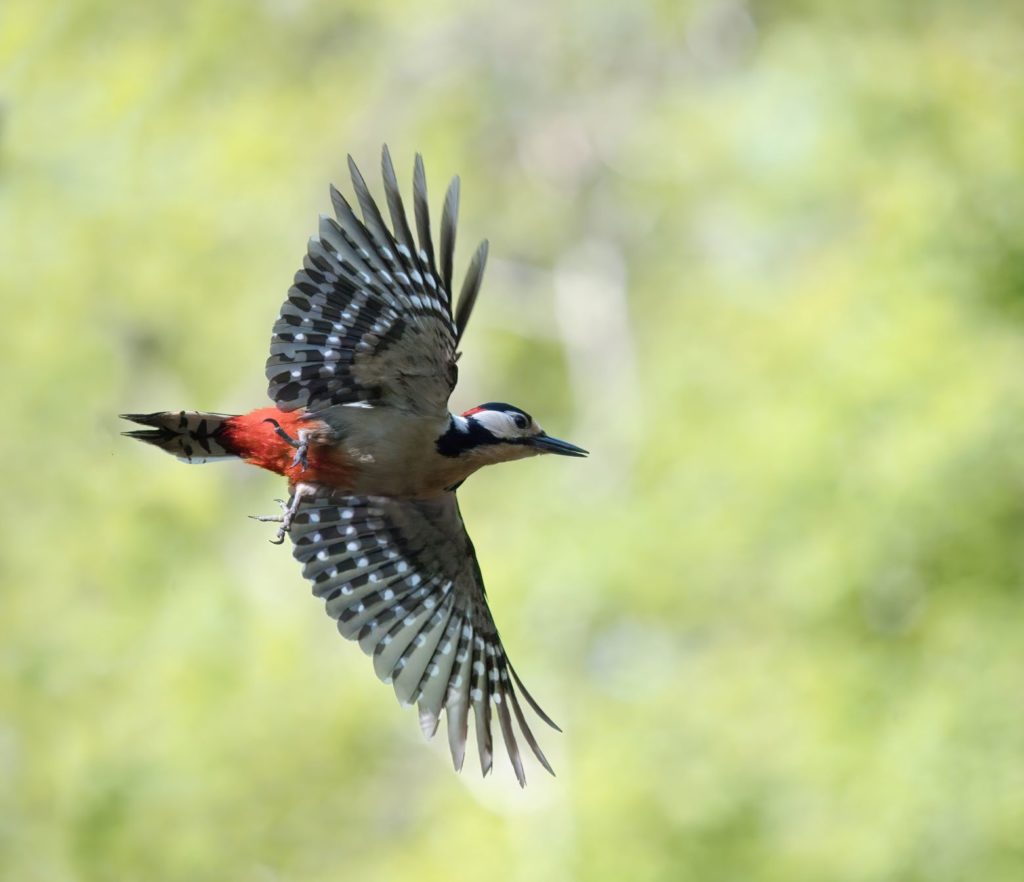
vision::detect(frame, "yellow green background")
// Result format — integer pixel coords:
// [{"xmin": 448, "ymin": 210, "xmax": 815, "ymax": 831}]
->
[{"xmin": 3, "ymin": 1, "xmax": 1024, "ymax": 879}]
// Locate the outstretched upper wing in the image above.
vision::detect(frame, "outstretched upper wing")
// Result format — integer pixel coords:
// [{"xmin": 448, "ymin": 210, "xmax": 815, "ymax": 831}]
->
[
  {"xmin": 267, "ymin": 147, "xmax": 489, "ymax": 417},
  {"xmin": 288, "ymin": 491, "xmax": 558, "ymax": 786}
]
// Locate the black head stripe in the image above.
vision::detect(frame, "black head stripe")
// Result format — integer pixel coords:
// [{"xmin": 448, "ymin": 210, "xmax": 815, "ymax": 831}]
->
[
  {"xmin": 472, "ymin": 402, "xmax": 532, "ymax": 422},
  {"xmin": 437, "ymin": 416, "xmax": 502, "ymax": 457}
]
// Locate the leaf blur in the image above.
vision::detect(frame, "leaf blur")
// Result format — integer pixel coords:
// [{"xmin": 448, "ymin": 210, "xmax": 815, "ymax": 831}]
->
[{"xmin": 3, "ymin": 1, "xmax": 1024, "ymax": 879}]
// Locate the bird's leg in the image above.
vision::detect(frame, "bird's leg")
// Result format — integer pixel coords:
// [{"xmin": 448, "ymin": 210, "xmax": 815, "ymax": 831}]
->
[
  {"xmin": 263, "ymin": 418, "xmax": 311, "ymax": 471},
  {"xmin": 249, "ymin": 484, "xmax": 316, "ymax": 544},
  {"xmin": 290, "ymin": 430, "xmax": 311, "ymax": 470}
]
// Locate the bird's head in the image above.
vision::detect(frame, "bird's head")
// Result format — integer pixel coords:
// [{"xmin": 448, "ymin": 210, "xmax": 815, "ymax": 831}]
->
[{"xmin": 437, "ymin": 402, "xmax": 588, "ymax": 464}]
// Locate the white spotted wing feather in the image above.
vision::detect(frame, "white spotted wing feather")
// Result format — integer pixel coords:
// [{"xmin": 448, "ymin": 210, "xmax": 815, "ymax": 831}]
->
[
  {"xmin": 289, "ymin": 492, "xmax": 558, "ymax": 786},
  {"xmin": 266, "ymin": 147, "xmax": 487, "ymax": 418}
]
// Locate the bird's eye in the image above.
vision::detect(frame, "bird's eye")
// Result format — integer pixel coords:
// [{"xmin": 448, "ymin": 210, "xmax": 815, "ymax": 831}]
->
[{"xmin": 512, "ymin": 414, "xmax": 528, "ymax": 430}]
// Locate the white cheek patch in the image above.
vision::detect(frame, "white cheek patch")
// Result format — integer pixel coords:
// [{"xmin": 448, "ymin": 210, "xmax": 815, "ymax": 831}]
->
[{"xmin": 474, "ymin": 410, "xmax": 518, "ymax": 438}]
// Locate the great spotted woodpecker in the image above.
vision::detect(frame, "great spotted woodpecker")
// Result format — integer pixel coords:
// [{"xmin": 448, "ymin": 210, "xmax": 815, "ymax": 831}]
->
[{"xmin": 122, "ymin": 147, "xmax": 587, "ymax": 786}]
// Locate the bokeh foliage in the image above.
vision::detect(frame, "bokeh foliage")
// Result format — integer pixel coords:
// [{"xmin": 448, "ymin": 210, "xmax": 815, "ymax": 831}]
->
[{"xmin": 3, "ymin": 0, "xmax": 1024, "ymax": 879}]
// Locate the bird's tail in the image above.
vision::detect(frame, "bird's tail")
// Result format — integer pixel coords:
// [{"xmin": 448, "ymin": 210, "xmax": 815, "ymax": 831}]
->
[{"xmin": 120, "ymin": 411, "xmax": 240, "ymax": 463}]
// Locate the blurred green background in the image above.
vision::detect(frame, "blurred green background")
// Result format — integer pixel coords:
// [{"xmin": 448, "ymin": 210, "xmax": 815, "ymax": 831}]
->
[{"xmin": 4, "ymin": 0, "xmax": 1024, "ymax": 879}]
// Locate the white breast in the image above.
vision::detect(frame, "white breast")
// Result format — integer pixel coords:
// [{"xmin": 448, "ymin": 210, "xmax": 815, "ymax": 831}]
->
[{"xmin": 319, "ymin": 406, "xmax": 459, "ymax": 496}]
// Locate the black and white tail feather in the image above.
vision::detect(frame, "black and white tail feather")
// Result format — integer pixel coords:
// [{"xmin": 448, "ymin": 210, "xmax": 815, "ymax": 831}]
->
[{"xmin": 120, "ymin": 411, "xmax": 235, "ymax": 463}]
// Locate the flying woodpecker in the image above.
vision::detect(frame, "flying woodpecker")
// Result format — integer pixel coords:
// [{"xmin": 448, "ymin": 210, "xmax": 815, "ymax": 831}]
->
[{"xmin": 121, "ymin": 147, "xmax": 587, "ymax": 786}]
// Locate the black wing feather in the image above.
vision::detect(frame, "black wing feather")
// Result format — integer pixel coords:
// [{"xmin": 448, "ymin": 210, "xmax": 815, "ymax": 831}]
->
[
  {"xmin": 439, "ymin": 176, "xmax": 459, "ymax": 297},
  {"xmin": 455, "ymin": 239, "xmax": 488, "ymax": 346}
]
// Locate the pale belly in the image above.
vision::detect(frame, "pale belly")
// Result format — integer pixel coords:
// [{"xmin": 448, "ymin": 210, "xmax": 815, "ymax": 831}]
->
[{"xmin": 311, "ymin": 406, "xmax": 469, "ymax": 497}]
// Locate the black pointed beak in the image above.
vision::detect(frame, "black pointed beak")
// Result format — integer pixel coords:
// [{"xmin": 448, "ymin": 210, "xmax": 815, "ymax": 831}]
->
[{"xmin": 529, "ymin": 433, "xmax": 589, "ymax": 458}]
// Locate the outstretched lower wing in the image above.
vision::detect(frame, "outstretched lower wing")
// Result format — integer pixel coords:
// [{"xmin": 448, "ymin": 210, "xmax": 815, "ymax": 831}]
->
[
  {"xmin": 288, "ymin": 491, "xmax": 558, "ymax": 786},
  {"xmin": 266, "ymin": 147, "xmax": 488, "ymax": 418}
]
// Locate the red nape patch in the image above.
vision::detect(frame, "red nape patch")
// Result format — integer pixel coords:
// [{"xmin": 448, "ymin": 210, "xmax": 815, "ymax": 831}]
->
[
  {"xmin": 462, "ymin": 406, "xmax": 485, "ymax": 416},
  {"xmin": 220, "ymin": 407, "xmax": 353, "ymax": 488}
]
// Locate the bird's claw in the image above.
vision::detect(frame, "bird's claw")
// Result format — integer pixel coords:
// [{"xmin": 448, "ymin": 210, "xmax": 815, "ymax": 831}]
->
[
  {"xmin": 251, "ymin": 484, "xmax": 316, "ymax": 545},
  {"xmin": 257, "ymin": 510, "xmax": 292, "ymax": 544}
]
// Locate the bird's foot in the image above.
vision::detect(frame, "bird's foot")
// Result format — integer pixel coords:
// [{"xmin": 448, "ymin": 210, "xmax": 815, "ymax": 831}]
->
[
  {"xmin": 250, "ymin": 487, "xmax": 314, "ymax": 544},
  {"xmin": 263, "ymin": 418, "xmax": 310, "ymax": 471}
]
